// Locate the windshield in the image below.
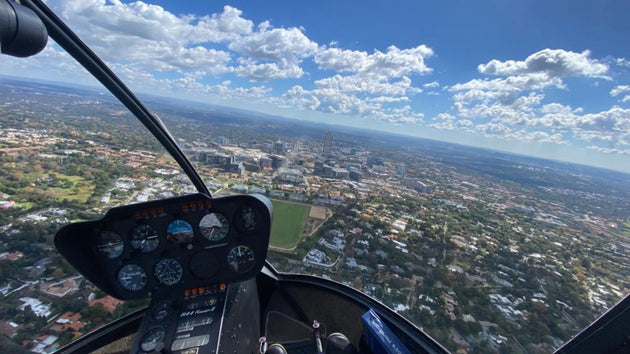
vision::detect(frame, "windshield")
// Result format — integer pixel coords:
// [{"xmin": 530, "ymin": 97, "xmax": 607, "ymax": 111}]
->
[{"xmin": 1, "ymin": 0, "xmax": 630, "ymax": 352}]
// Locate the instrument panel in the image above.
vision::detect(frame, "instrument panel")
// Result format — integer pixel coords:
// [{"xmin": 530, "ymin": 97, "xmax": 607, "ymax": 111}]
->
[{"xmin": 54, "ymin": 193, "xmax": 272, "ymax": 300}]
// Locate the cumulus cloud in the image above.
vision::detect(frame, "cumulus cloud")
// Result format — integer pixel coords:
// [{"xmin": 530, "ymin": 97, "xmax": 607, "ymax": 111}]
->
[
  {"xmin": 279, "ymin": 85, "xmax": 424, "ymax": 123},
  {"xmin": 314, "ymin": 45, "xmax": 434, "ymax": 77},
  {"xmin": 423, "ymin": 81, "xmax": 440, "ymax": 88},
  {"xmin": 478, "ymin": 49, "xmax": 609, "ymax": 79},
  {"xmin": 229, "ymin": 24, "xmax": 318, "ymax": 80},
  {"xmin": 302, "ymin": 45, "xmax": 434, "ymax": 123},
  {"xmin": 433, "ymin": 47, "xmax": 629, "ymax": 153},
  {"xmin": 616, "ymin": 58, "xmax": 630, "ymax": 68},
  {"xmin": 610, "ymin": 85, "xmax": 630, "ymax": 96},
  {"xmin": 26, "ymin": 0, "xmax": 433, "ymax": 124}
]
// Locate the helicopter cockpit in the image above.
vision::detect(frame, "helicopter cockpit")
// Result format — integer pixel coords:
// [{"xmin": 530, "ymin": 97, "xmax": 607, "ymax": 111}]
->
[{"xmin": 2, "ymin": 1, "xmax": 630, "ymax": 354}]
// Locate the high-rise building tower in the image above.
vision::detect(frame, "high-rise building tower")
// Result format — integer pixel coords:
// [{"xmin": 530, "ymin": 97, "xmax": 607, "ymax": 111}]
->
[
  {"xmin": 323, "ymin": 132, "xmax": 333, "ymax": 154},
  {"xmin": 395, "ymin": 163, "xmax": 407, "ymax": 179}
]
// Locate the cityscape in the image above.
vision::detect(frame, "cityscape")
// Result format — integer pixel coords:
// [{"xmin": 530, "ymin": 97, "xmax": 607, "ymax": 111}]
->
[{"xmin": 0, "ymin": 78, "xmax": 629, "ymax": 353}]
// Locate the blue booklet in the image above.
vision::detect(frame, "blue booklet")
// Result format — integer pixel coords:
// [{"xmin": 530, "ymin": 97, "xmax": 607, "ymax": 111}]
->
[{"xmin": 361, "ymin": 309, "xmax": 411, "ymax": 354}]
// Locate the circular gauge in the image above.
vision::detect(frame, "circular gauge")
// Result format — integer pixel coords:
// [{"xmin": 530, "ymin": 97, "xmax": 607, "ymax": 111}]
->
[
  {"xmin": 130, "ymin": 224, "xmax": 159, "ymax": 253},
  {"xmin": 96, "ymin": 231, "xmax": 124, "ymax": 259},
  {"xmin": 154, "ymin": 258, "xmax": 183, "ymax": 286},
  {"xmin": 166, "ymin": 220, "xmax": 194, "ymax": 244},
  {"xmin": 227, "ymin": 245, "xmax": 256, "ymax": 273},
  {"xmin": 234, "ymin": 207, "xmax": 258, "ymax": 233},
  {"xmin": 199, "ymin": 213, "xmax": 229, "ymax": 241},
  {"xmin": 189, "ymin": 251, "xmax": 220, "ymax": 279},
  {"xmin": 140, "ymin": 327, "xmax": 166, "ymax": 352},
  {"xmin": 151, "ymin": 301, "xmax": 172, "ymax": 322},
  {"xmin": 117, "ymin": 264, "xmax": 147, "ymax": 292}
]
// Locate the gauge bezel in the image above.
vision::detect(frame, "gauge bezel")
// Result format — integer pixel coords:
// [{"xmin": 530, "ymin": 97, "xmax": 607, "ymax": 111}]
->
[
  {"xmin": 154, "ymin": 258, "xmax": 184, "ymax": 286},
  {"xmin": 117, "ymin": 263, "xmax": 148, "ymax": 292},
  {"xmin": 96, "ymin": 230, "xmax": 124, "ymax": 259},
  {"xmin": 140, "ymin": 326, "xmax": 166, "ymax": 352},
  {"xmin": 226, "ymin": 244, "xmax": 256, "ymax": 274},
  {"xmin": 166, "ymin": 219, "xmax": 194, "ymax": 244},
  {"xmin": 130, "ymin": 224, "xmax": 160, "ymax": 253},
  {"xmin": 199, "ymin": 212, "xmax": 230, "ymax": 241}
]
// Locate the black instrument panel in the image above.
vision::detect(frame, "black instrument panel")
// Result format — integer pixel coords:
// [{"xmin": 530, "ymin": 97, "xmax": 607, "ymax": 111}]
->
[{"xmin": 54, "ymin": 193, "xmax": 272, "ymax": 300}]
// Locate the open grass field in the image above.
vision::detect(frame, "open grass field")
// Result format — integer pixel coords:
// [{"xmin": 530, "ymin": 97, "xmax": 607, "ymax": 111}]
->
[{"xmin": 269, "ymin": 199, "xmax": 310, "ymax": 249}]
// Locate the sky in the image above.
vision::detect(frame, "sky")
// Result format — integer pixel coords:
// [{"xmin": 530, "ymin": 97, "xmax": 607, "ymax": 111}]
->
[{"xmin": 2, "ymin": 0, "xmax": 630, "ymax": 172}]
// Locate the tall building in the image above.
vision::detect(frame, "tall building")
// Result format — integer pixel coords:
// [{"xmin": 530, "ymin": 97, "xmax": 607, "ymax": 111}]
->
[
  {"xmin": 395, "ymin": 163, "xmax": 407, "ymax": 179},
  {"xmin": 273, "ymin": 140, "xmax": 286, "ymax": 155},
  {"xmin": 323, "ymin": 132, "xmax": 333, "ymax": 154},
  {"xmin": 292, "ymin": 139, "xmax": 300, "ymax": 153}
]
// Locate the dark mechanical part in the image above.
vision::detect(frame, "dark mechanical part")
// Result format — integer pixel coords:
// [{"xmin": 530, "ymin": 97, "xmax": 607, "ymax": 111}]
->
[
  {"xmin": 189, "ymin": 250, "xmax": 220, "ymax": 279},
  {"xmin": 154, "ymin": 258, "xmax": 183, "ymax": 286},
  {"xmin": 140, "ymin": 327, "xmax": 166, "ymax": 352},
  {"xmin": 96, "ymin": 231, "xmax": 124, "ymax": 259},
  {"xmin": 227, "ymin": 245, "xmax": 256, "ymax": 274},
  {"xmin": 199, "ymin": 212, "xmax": 229, "ymax": 241},
  {"xmin": 326, "ymin": 333, "xmax": 357, "ymax": 354},
  {"xmin": 117, "ymin": 264, "xmax": 147, "ymax": 292},
  {"xmin": 265, "ymin": 343, "xmax": 289, "ymax": 354},
  {"xmin": 0, "ymin": 0, "xmax": 48, "ymax": 57},
  {"xmin": 166, "ymin": 219, "xmax": 194, "ymax": 244},
  {"xmin": 130, "ymin": 224, "xmax": 159, "ymax": 253}
]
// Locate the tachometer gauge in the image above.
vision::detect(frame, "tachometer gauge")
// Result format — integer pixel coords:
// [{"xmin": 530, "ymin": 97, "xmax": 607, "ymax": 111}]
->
[
  {"xmin": 140, "ymin": 327, "xmax": 166, "ymax": 352},
  {"xmin": 154, "ymin": 258, "xmax": 183, "ymax": 286},
  {"xmin": 166, "ymin": 219, "xmax": 194, "ymax": 244},
  {"xmin": 199, "ymin": 213, "xmax": 229, "ymax": 241},
  {"xmin": 130, "ymin": 224, "xmax": 159, "ymax": 253},
  {"xmin": 117, "ymin": 264, "xmax": 147, "ymax": 292},
  {"xmin": 227, "ymin": 245, "xmax": 255, "ymax": 273},
  {"xmin": 96, "ymin": 231, "xmax": 124, "ymax": 259}
]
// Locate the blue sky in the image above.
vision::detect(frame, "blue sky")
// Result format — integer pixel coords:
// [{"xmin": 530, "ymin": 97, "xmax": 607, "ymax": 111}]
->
[{"xmin": 2, "ymin": 0, "xmax": 630, "ymax": 172}]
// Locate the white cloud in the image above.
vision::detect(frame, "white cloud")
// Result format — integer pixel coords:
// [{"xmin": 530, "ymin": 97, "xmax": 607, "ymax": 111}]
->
[
  {"xmin": 234, "ymin": 59, "xmax": 304, "ymax": 81},
  {"xmin": 314, "ymin": 74, "xmax": 418, "ymax": 96},
  {"xmin": 278, "ymin": 85, "xmax": 423, "ymax": 123},
  {"xmin": 423, "ymin": 81, "xmax": 440, "ymax": 88},
  {"xmin": 610, "ymin": 85, "xmax": 630, "ymax": 97},
  {"xmin": 616, "ymin": 58, "xmax": 630, "ymax": 68},
  {"xmin": 586, "ymin": 146, "xmax": 630, "ymax": 155},
  {"xmin": 314, "ymin": 45, "xmax": 434, "ymax": 78},
  {"xmin": 437, "ymin": 47, "xmax": 629, "ymax": 153},
  {"xmin": 478, "ymin": 49, "xmax": 609, "ymax": 79},
  {"xmin": 229, "ymin": 25, "xmax": 318, "ymax": 80}
]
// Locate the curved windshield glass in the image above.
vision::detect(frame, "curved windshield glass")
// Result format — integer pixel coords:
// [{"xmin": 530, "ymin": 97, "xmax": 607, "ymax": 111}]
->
[
  {"xmin": 1, "ymin": 1, "xmax": 629, "ymax": 352},
  {"xmin": 0, "ymin": 54, "xmax": 196, "ymax": 351}
]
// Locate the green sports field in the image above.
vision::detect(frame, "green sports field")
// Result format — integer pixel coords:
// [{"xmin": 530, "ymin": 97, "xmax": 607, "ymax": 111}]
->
[{"xmin": 269, "ymin": 199, "xmax": 310, "ymax": 249}]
